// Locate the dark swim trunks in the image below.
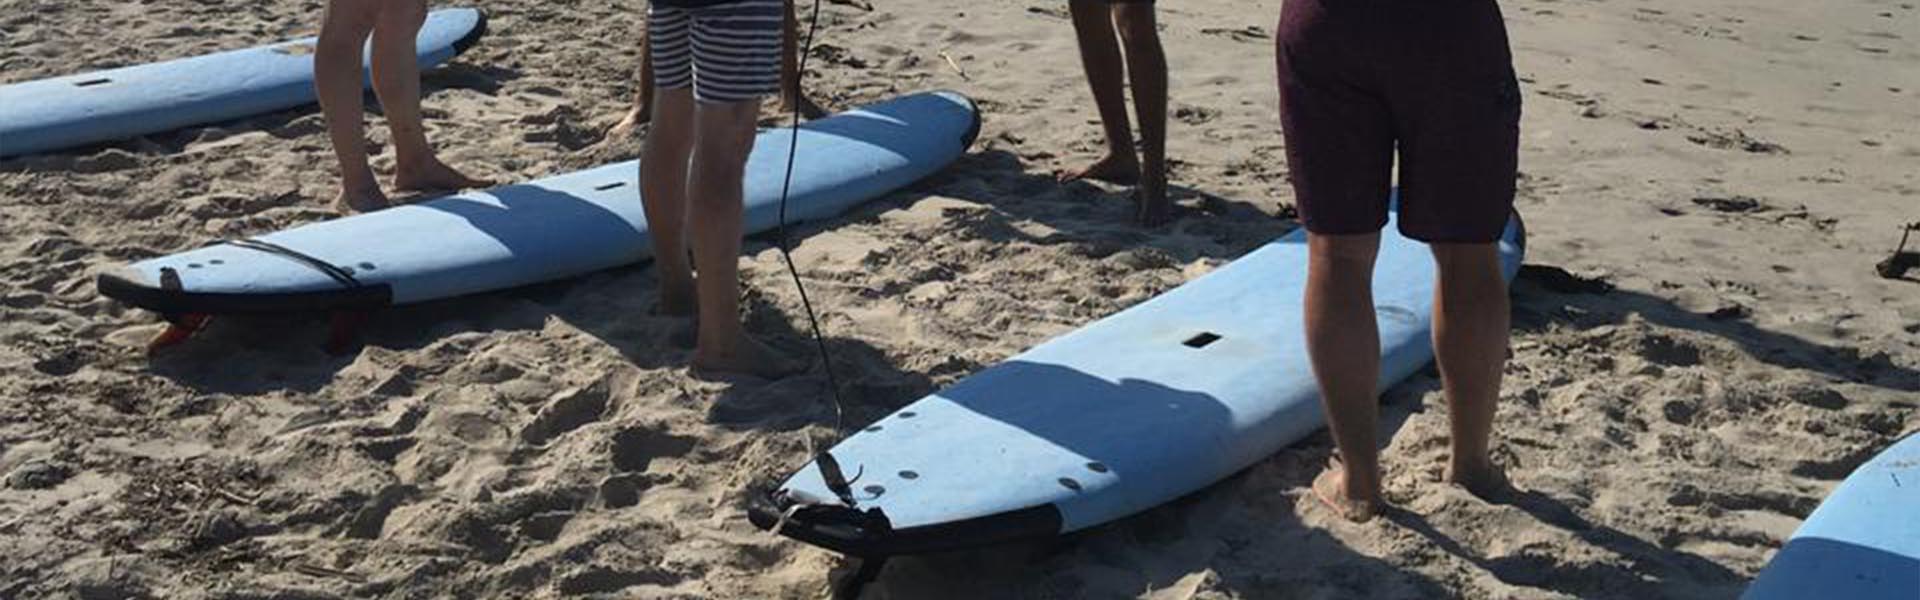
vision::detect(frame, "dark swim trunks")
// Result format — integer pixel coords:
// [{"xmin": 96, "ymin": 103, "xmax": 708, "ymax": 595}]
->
[{"xmin": 1276, "ymin": 0, "xmax": 1521, "ymax": 243}]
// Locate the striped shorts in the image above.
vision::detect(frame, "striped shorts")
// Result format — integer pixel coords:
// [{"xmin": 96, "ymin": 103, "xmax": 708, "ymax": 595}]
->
[{"xmin": 648, "ymin": 0, "xmax": 784, "ymax": 104}]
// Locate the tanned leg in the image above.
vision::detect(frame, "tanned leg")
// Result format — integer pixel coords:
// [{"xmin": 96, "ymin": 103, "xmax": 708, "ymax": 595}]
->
[
  {"xmin": 316, "ymin": 0, "xmax": 386, "ymax": 213},
  {"xmin": 372, "ymin": 0, "xmax": 491, "ymax": 195},
  {"xmin": 609, "ymin": 26, "xmax": 656, "ymax": 137},
  {"xmin": 639, "ymin": 87, "xmax": 698, "ymax": 316},
  {"xmin": 1430, "ymin": 242, "xmax": 1510, "ymax": 499},
  {"xmin": 1112, "ymin": 2, "xmax": 1170, "ymax": 226},
  {"xmin": 777, "ymin": 0, "xmax": 828, "ymax": 119},
  {"xmin": 685, "ymin": 98, "xmax": 803, "ymax": 378},
  {"xmin": 1059, "ymin": 0, "xmax": 1141, "ymax": 186},
  {"xmin": 1304, "ymin": 232, "xmax": 1385, "ymax": 522}
]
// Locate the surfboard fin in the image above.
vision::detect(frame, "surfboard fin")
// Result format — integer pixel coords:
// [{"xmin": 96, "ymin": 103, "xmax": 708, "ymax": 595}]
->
[
  {"xmin": 833, "ymin": 557, "xmax": 887, "ymax": 600},
  {"xmin": 1876, "ymin": 222, "xmax": 1917, "ymax": 280},
  {"xmin": 324, "ymin": 311, "xmax": 370, "ymax": 356},
  {"xmin": 143, "ymin": 268, "xmax": 212, "ymax": 351},
  {"xmin": 148, "ymin": 313, "xmax": 210, "ymax": 352}
]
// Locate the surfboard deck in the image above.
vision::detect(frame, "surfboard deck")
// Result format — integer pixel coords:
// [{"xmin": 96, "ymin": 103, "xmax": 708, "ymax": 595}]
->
[
  {"xmin": 1743, "ymin": 433, "xmax": 1920, "ymax": 599},
  {"xmin": 97, "ymin": 91, "xmax": 979, "ymax": 324},
  {"xmin": 0, "ymin": 8, "xmax": 485, "ymax": 158},
  {"xmin": 751, "ymin": 205, "xmax": 1525, "ymax": 557}
]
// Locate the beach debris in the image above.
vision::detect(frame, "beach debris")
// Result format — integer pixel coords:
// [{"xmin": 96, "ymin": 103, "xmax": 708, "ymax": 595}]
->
[
  {"xmin": 1692, "ymin": 195, "xmax": 1765, "ymax": 213},
  {"xmin": 939, "ymin": 50, "xmax": 969, "ymax": 80}
]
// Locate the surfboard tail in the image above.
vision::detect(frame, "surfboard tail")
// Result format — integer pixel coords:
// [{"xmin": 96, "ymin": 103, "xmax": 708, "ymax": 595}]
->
[{"xmin": 748, "ymin": 486, "xmax": 1062, "ymax": 558}]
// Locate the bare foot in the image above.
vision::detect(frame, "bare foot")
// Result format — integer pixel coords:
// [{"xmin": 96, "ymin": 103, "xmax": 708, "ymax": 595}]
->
[
  {"xmin": 691, "ymin": 334, "xmax": 807, "ymax": 381},
  {"xmin": 779, "ymin": 94, "xmax": 830, "ymax": 120},
  {"xmin": 332, "ymin": 185, "xmax": 391, "ymax": 214},
  {"xmin": 1311, "ymin": 459, "xmax": 1382, "ymax": 523},
  {"xmin": 394, "ymin": 157, "xmax": 493, "ymax": 193},
  {"xmin": 1135, "ymin": 173, "xmax": 1172, "ymax": 227},
  {"xmin": 1057, "ymin": 152, "xmax": 1141, "ymax": 185},
  {"xmin": 1445, "ymin": 460, "xmax": 1514, "ymax": 502},
  {"xmin": 607, "ymin": 105, "xmax": 650, "ymax": 139}
]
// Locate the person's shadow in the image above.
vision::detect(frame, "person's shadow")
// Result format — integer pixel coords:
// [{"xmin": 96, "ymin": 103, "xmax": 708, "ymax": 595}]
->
[
  {"xmin": 910, "ymin": 149, "xmax": 1297, "ymax": 266},
  {"xmin": 1386, "ymin": 491, "xmax": 1745, "ymax": 599},
  {"xmin": 1511, "ymin": 264, "xmax": 1919, "ymax": 394}
]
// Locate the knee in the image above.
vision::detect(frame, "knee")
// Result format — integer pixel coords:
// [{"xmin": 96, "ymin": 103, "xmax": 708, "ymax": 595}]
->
[
  {"xmin": 690, "ymin": 138, "xmax": 751, "ymax": 181},
  {"xmin": 1309, "ymin": 234, "xmax": 1380, "ymax": 269},
  {"xmin": 1114, "ymin": 5, "xmax": 1159, "ymax": 43},
  {"xmin": 1429, "ymin": 243, "xmax": 1501, "ymax": 273},
  {"xmin": 381, "ymin": 0, "xmax": 429, "ymax": 31},
  {"xmin": 690, "ymin": 145, "xmax": 749, "ymax": 182},
  {"xmin": 319, "ymin": 14, "xmax": 377, "ymax": 49}
]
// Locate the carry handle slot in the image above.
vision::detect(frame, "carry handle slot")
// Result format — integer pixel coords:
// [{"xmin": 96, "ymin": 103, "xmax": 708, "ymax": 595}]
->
[{"xmin": 1183, "ymin": 332, "xmax": 1222, "ymax": 349}]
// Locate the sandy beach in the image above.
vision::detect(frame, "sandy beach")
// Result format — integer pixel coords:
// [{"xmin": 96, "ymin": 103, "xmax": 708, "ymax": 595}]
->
[{"xmin": 2, "ymin": 0, "xmax": 1916, "ymax": 597}]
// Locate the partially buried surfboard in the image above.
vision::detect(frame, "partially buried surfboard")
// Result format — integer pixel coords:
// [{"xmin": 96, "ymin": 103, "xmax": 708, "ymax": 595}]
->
[
  {"xmin": 751, "ymin": 204, "xmax": 1525, "ymax": 557},
  {"xmin": 0, "ymin": 8, "xmax": 486, "ymax": 158},
  {"xmin": 97, "ymin": 91, "xmax": 980, "ymax": 322},
  {"xmin": 1743, "ymin": 433, "xmax": 1920, "ymax": 599}
]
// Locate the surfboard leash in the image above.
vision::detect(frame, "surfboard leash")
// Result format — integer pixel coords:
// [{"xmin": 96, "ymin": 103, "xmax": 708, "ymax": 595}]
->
[{"xmin": 774, "ymin": 0, "xmax": 862, "ymax": 508}]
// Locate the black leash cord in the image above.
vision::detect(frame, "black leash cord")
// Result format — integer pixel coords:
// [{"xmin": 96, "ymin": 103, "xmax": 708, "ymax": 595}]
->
[{"xmin": 775, "ymin": 0, "xmax": 858, "ymax": 503}]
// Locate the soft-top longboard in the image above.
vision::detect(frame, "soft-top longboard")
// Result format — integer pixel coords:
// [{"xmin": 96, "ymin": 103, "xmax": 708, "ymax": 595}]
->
[
  {"xmin": 752, "ymin": 206, "xmax": 1525, "ymax": 562},
  {"xmin": 97, "ymin": 91, "xmax": 979, "ymax": 350},
  {"xmin": 1744, "ymin": 433, "xmax": 1920, "ymax": 599},
  {"xmin": 0, "ymin": 8, "xmax": 486, "ymax": 158}
]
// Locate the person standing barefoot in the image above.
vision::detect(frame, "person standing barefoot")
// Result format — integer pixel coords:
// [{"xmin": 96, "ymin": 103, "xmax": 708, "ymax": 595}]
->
[
  {"xmin": 640, "ymin": 0, "xmax": 805, "ymax": 379},
  {"xmin": 607, "ymin": 0, "xmax": 826, "ymax": 139},
  {"xmin": 1060, "ymin": 0, "xmax": 1170, "ymax": 227},
  {"xmin": 315, "ymin": 0, "xmax": 490, "ymax": 213},
  {"xmin": 1277, "ymin": 0, "xmax": 1523, "ymax": 522}
]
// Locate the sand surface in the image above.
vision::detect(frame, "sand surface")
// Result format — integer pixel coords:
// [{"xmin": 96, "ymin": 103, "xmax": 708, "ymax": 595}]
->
[{"xmin": 2, "ymin": 0, "xmax": 1917, "ymax": 598}]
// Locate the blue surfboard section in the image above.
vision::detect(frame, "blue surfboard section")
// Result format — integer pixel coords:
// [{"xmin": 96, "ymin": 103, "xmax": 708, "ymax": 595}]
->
[
  {"xmin": 757, "ymin": 205, "xmax": 1525, "ymax": 556},
  {"xmin": 0, "ymin": 8, "xmax": 485, "ymax": 158},
  {"xmin": 96, "ymin": 91, "xmax": 980, "ymax": 314},
  {"xmin": 1744, "ymin": 433, "xmax": 1920, "ymax": 599}
]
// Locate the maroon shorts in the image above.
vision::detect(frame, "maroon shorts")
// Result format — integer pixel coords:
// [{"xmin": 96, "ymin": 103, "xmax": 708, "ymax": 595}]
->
[{"xmin": 1276, "ymin": 0, "xmax": 1521, "ymax": 243}]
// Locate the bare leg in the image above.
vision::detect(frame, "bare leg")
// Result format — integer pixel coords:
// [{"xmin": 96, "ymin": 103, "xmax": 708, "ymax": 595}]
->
[
  {"xmin": 685, "ymin": 98, "xmax": 802, "ymax": 379},
  {"xmin": 639, "ymin": 87, "xmax": 698, "ymax": 316},
  {"xmin": 1113, "ymin": 2, "xmax": 1170, "ymax": 226},
  {"xmin": 1060, "ymin": 0, "xmax": 1140, "ymax": 185},
  {"xmin": 371, "ymin": 0, "xmax": 490, "ymax": 193},
  {"xmin": 1304, "ymin": 232, "xmax": 1384, "ymax": 522},
  {"xmin": 316, "ymin": 0, "xmax": 386, "ymax": 213},
  {"xmin": 1431, "ymin": 242, "xmax": 1510, "ymax": 499},
  {"xmin": 609, "ymin": 26, "xmax": 655, "ymax": 137},
  {"xmin": 778, "ymin": 0, "xmax": 827, "ymax": 120}
]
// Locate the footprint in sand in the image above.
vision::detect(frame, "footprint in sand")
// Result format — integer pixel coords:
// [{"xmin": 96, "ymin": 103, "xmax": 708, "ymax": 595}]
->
[
  {"xmin": 1200, "ymin": 26, "xmax": 1269, "ymax": 43},
  {"xmin": 1173, "ymin": 105, "xmax": 1220, "ymax": 125},
  {"xmin": 1684, "ymin": 128, "xmax": 1789, "ymax": 154},
  {"xmin": 519, "ymin": 380, "xmax": 613, "ymax": 446},
  {"xmin": 1691, "ymin": 195, "xmax": 1766, "ymax": 213},
  {"xmin": 1790, "ymin": 443, "xmax": 1885, "ymax": 480},
  {"xmin": 1025, "ymin": 5, "xmax": 1069, "ymax": 20},
  {"xmin": 609, "ymin": 425, "xmax": 696, "ymax": 474}
]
